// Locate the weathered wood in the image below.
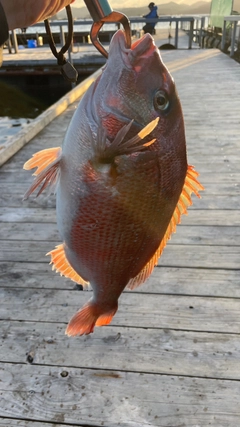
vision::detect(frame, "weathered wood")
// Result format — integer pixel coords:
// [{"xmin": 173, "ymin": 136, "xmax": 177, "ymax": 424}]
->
[
  {"xmin": 0, "ymin": 207, "xmax": 56, "ymax": 223},
  {"xmin": 1, "ymin": 262, "xmax": 240, "ymax": 298},
  {"xmin": 1, "ymin": 189, "xmax": 240, "ymax": 210},
  {"xmin": 0, "ymin": 207, "xmax": 239, "ymax": 225},
  {"xmin": 2, "ymin": 169, "xmax": 240, "ymax": 184},
  {"xmin": 1, "ymin": 320, "xmax": 240, "ymax": 380},
  {"xmin": 2, "ymin": 288, "xmax": 240, "ymax": 334},
  {"xmin": 0, "ymin": 421, "xmax": 74, "ymax": 427},
  {"xmin": 1, "ymin": 363, "xmax": 240, "ymax": 427},
  {"xmin": 1, "ymin": 222, "xmax": 240, "ymax": 246},
  {"xmin": 0, "ymin": 240, "xmax": 239, "ymax": 269},
  {"xmin": 2, "ymin": 153, "xmax": 239, "ymax": 174}
]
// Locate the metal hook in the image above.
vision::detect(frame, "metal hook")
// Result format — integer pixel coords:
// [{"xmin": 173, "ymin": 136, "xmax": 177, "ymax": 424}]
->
[{"xmin": 83, "ymin": 0, "xmax": 131, "ymax": 58}]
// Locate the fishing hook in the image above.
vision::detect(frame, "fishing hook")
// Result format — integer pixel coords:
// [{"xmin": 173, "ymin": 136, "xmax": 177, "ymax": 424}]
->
[{"xmin": 83, "ymin": 0, "xmax": 131, "ymax": 58}]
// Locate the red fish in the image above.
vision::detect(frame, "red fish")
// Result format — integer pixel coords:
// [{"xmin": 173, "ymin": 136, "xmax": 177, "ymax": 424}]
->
[{"xmin": 23, "ymin": 30, "xmax": 203, "ymax": 336}]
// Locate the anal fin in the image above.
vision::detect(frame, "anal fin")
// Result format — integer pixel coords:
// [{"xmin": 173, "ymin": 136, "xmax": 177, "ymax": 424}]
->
[
  {"xmin": 47, "ymin": 244, "xmax": 90, "ymax": 288},
  {"xmin": 23, "ymin": 147, "xmax": 62, "ymax": 199},
  {"xmin": 127, "ymin": 165, "xmax": 204, "ymax": 290}
]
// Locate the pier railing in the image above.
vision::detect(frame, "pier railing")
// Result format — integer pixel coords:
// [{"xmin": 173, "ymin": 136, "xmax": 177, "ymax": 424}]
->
[
  {"xmin": 7, "ymin": 14, "xmax": 240, "ymax": 58},
  {"xmin": 221, "ymin": 15, "xmax": 240, "ymax": 56},
  {"xmin": 7, "ymin": 15, "xmax": 210, "ymax": 54}
]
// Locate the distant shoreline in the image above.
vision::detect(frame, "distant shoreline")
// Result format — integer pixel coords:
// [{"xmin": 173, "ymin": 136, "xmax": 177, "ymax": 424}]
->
[{"xmin": 55, "ymin": 2, "xmax": 212, "ymax": 20}]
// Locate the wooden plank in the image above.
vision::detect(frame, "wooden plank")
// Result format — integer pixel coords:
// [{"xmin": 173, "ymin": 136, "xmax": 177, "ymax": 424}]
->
[
  {"xmin": 1, "ymin": 320, "xmax": 240, "ymax": 380},
  {"xmin": 1, "ymin": 190, "xmax": 239, "ymax": 210},
  {"xmin": 1, "ymin": 189, "xmax": 240, "ymax": 210},
  {"xmin": 0, "ymin": 207, "xmax": 239, "ymax": 225},
  {"xmin": 0, "ymin": 421, "xmax": 73, "ymax": 427},
  {"xmin": 159, "ymin": 244, "xmax": 240, "ymax": 269},
  {"xmin": 0, "ymin": 223, "xmax": 59, "ymax": 241},
  {"xmin": 1, "ymin": 288, "xmax": 240, "ymax": 334},
  {"xmin": 1, "ymin": 262, "xmax": 240, "ymax": 298},
  {"xmin": 0, "ymin": 207, "xmax": 56, "ymax": 223},
  {"xmin": 1, "ymin": 223, "xmax": 240, "ymax": 246},
  {"xmin": 1, "ymin": 169, "xmax": 240, "ymax": 184},
  {"xmin": 0, "ymin": 183, "xmax": 239, "ymax": 211},
  {"xmin": 1, "ymin": 154, "xmax": 239, "ymax": 174},
  {"xmin": 1, "ymin": 363, "xmax": 240, "ymax": 427},
  {"xmin": 0, "ymin": 240, "xmax": 239, "ymax": 269}
]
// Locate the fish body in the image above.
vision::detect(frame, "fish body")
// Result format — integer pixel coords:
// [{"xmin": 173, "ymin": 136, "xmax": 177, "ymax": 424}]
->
[{"xmin": 23, "ymin": 30, "xmax": 203, "ymax": 336}]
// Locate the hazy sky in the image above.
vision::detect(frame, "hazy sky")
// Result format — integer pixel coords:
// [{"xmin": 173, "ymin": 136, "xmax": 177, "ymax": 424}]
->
[{"xmin": 75, "ymin": 0, "xmax": 205, "ymax": 8}]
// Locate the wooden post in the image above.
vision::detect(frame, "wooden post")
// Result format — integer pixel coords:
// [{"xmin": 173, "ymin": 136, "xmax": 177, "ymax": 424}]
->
[
  {"xmin": 7, "ymin": 37, "xmax": 12, "ymax": 54},
  {"xmin": 11, "ymin": 30, "xmax": 18, "ymax": 54},
  {"xmin": 199, "ymin": 16, "xmax": 205, "ymax": 47},
  {"xmin": 221, "ymin": 19, "xmax": 227, "ymax": 51},
  {"xmin": 60, "ymin": 25, "xmax": 65, "ymax": 46},
  {"xmin": 230, "ymin": 21, "xmax": 237, "ymax": 57},
  {"xmin": 188, "ymin": 19, "xmax": 193, "ymax": 49},
  {"xmin": 175, "ymin": 20, "xmax": 179, "ymax": 49}
]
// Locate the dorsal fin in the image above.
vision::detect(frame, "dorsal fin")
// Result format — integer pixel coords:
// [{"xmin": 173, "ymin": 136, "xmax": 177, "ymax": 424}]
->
[
  {"xmin": 46, "ymin": 244, "xmax": 90, "ymax": 288},
  {"xmin": 127, "ymin": 165, "xmax": 204, "ymax": 290}
]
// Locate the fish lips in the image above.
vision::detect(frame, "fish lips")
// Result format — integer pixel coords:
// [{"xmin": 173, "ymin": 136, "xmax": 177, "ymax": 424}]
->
[{"xmin": 109, "ymin": 30, "xmax": 157, "ymax": 70}]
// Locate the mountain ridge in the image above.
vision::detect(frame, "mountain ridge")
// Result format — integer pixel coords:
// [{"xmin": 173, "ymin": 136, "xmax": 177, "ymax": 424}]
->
[{"xmin": 56, "ymin": 2, "xmax": 212, "ymax": 19}]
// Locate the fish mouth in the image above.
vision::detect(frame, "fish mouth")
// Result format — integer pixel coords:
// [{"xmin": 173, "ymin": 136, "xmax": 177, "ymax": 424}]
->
[{"xmin": 110, "ymin": 30, "xmax": 156, "ymax": 69}]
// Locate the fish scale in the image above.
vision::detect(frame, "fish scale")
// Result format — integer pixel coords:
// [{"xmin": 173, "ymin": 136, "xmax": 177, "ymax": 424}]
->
[{"xmin": 23, "ymin": 30, "xmax": 203, "ymax": 336}]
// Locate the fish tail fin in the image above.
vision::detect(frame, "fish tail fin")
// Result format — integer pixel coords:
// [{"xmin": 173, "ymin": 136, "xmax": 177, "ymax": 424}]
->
[
  {"xmin": 23, "ymin": 147, "xmax": 62, "ymax": 199},
  {"xmin": 65, "ymin": 300, "xmax": 118, "ymax": 336}
]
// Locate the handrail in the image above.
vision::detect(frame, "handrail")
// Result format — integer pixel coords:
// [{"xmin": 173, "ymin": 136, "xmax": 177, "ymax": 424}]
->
[
  {"xmin": 7, "ymin": 15, "xmax": 210, "ymax": 54},
  {"xmin": 221, "ymin": 15, "xmax": 240, "ymax": 56}
]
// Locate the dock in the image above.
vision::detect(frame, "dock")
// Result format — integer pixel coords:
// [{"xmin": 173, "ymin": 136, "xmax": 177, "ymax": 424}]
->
[
  {"xmin": 0, "ymin": 46, "xmax": 240, "ymax": 426},
  {"xmin": 1, "ymin": 27, "xmax": 197, "ymax": 76}
]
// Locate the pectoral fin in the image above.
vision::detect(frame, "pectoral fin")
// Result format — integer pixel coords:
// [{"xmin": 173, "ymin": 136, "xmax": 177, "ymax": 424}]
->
[
  {"xmin": 23, "ymin": 147, "xmax": 62, "ymax": 199},
  {"xmin": 94, "ymin": 117, "xmax": 159, "ymax": 161},
  {"xmin": 127, "ymin": 165, "xmax": 204, "ymax": 290}
]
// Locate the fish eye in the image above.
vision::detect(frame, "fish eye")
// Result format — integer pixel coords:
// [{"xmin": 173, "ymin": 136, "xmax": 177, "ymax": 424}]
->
[{"xmin": 154, "ymin": 90, "xmax": 169, "ymax": 111}]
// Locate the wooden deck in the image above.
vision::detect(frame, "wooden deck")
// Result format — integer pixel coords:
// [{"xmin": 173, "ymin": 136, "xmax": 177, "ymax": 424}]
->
[
  {"xmin": 0, "ymin": 47, "xmax": 240, "ymax": 426},
  {"xmin": 1, "ymin": 28, "xmax": 197, "ymax": 75}
]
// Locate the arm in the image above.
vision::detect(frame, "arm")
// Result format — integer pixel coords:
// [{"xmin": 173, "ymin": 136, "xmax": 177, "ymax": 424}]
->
[{"xmin": 0, "ymin": 0, "xmax": 75, "ymax": 30}]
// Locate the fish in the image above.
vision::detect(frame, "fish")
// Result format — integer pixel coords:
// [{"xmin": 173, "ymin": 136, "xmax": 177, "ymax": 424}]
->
[{"xmin": 23, "ymin": 30, "xmax": 203, "ymax": 336}]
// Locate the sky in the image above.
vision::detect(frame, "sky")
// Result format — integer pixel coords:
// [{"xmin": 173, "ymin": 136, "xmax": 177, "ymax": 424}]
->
[{"xmin": 74, "ymin": 0, "xmax": 207, "ymax": 8}]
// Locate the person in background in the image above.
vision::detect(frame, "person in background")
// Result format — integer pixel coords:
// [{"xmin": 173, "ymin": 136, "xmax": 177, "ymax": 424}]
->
[
  {"xmin": 142, "ymin": 2, "xmax": 158, "ymax": 35},
  {"xmin": 0, "ymin": 0, "xmax": 75, "ymax": 65}
]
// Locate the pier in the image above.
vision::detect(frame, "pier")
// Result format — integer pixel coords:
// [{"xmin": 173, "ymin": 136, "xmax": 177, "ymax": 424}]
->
[
  {"xmin": 0, "ymin": 44, "xmax": 240, "ymax": 426},
  {"xmin": 1, "ymin": 19, "xmax": 199, "ymax": 78}
]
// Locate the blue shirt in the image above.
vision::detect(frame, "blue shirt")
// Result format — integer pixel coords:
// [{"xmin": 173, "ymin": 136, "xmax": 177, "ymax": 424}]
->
[{"xmin": 144, "ymin": 6, "xmax": 158, "ymax": 27}]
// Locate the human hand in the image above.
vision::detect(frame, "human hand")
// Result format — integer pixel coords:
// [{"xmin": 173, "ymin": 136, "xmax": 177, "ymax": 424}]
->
[{"xmin": 1, "ymin": 0, "xmax": 75, "ymax": 30}]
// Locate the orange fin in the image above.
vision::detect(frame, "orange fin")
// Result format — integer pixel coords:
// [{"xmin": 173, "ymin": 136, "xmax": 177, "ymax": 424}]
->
[
  {"xmin": 95, "ymin": 309, "xmax": 117, "ymax": 327},
  {"xmin": 96, "ymin": 117, "xmax": 159, "ymax": 160},
  {"xmin": 127, "ymin": 165, "xmax": 204, "ymax": 290},
  {"xmin": 65, "ymin": 301, "xmax": 117, "ymax": 336},
  {"xmin": 46, "ymin": 244, "xmax": 90, "ymax": 288},
  {"xmin": 23, "ymin": 147, "xmax": 62, "ymax": 199}
]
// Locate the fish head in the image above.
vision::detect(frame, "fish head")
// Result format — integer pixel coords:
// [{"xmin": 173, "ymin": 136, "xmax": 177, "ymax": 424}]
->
[{"xmin": 93, "ymin": 29, "xmax": 186, "ymax": 151}]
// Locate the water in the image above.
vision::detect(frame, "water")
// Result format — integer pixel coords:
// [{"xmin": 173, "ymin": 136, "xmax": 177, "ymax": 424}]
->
[
  {"xmin": 0, "ymin": 75, "xmax": 73, "ymax": 144},
  {"xmin": 1, "ymin": 20, "xmax": 173, "ymax": 145}
]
